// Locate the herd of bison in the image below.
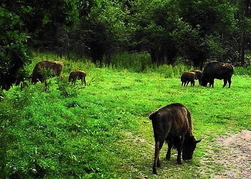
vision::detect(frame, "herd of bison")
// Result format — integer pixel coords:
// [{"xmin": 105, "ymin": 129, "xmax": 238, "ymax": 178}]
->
[
  {"xmin": 30, "ymin": 60, "xmax": 234, "ymax": 88},
  {"xmin": 181, "ymin": 61, "xmax": 234, "ymax": 88},
  {"xmin": 30, "ymin": 60, "xmax": 234, "ymax": 175}
]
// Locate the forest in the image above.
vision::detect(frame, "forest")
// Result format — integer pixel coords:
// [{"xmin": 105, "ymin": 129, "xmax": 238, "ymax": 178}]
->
[{"xmin": 1, "ymin": 0, "xmax": 251, "ymax": 90}]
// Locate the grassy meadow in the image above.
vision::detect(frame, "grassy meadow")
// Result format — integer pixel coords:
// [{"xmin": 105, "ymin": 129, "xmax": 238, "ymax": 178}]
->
[{"xmin": 0, "ymin": 52, "xmax": 250, "ymax": 178}]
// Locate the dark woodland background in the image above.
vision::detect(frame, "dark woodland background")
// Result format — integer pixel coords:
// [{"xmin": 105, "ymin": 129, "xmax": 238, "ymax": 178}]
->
[{"xmin": 1, "ymin": 0, "xmax": 251, "ymax": 89}]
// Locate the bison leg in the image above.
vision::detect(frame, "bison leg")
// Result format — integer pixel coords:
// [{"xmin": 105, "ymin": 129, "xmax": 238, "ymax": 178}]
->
[
  {"xmin": 223, "ymin": 78, "xmax": 231, "ymax": 88},
  {"xmin": 191, "ymin": 80, "xmax": 195, "ymax": 86},
  {"xmin": 209, "ymin": 80, "xmax": 214, "ymax": 87},
  {"xmin": 228, "ymin": 78, "xmax": 232, "ymax": 88},
  {"xmin": 223, "ymin": 79, "xmax": 228, "ymax": 88},
  {"xmin": 166, "ymin": 140, "xmax": 172, "ymax": 160},
  {"xmin": 68, "ymin": 76, "xmax": 74, "ymax": 84},
  {"xmin": 177, "ymin": 147, "xmax": 182, "ymax": 164},
  {"xmin": 176, "ymin": 137, "xmax": 184, "ymax": 164},
  {"xmin": 82, "ymin": 78, "xmax": 87, "ymax": 86},
  {"xmin": 153, "ymin": 140, "xmax": 164, "ymax": 174},
  {"xmin": 72, "ymin": 77, "xmax": 77, "ymax": 85}
]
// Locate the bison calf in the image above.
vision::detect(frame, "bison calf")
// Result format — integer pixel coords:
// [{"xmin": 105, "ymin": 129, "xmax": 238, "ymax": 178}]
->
[
  {"xmin": 180, "ymin": 72, "xmax": 196, "ymax": 86},
  {"xmin": 30, "ymin": 60, "xmax": 63, "ymax": 84},
  {"xmin": 68, "ymin": 70, "xmax": 87, "ymax": 86},
  {"xmin": 149, "ymin": 103, "xmax": 201, "ymax": 175}
]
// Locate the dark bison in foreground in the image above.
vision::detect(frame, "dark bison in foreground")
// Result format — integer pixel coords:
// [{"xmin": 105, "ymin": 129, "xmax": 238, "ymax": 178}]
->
[
  {"xmin": 68, "ymin": 70, "xmax": 87, "ymax": 85},
  {"xmin": 180, "ymin": 72, "xmax": 196, "ymax": 86},
  {"xmin": 201, "ymin": 62, "xmax": 234, "ymax": 88},
  {"xmin": 149, "ymin": 103, "xmax": 201, "ymax": 175},
  {"xmin": 30, "ymin": 61, "xmax": 63, "ymax": 84}
]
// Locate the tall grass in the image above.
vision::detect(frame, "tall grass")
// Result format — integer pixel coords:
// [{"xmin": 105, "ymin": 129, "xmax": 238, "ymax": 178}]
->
[
  {"xmin": 109, "ymin": 52, "xmax": 196, "ymax": 79},
  {"xmin": 0, "ymin": 52, "xmax": 250, "ymax": 178},
  {"xmin": 234, "ymin": 65, "xmax": 251, "ymax": 75}
]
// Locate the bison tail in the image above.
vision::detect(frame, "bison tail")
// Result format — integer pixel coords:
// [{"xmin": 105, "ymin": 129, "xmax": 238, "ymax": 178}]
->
[{"xmin": 149, "ymin": 111, "xmax": 158, "ymax": 120}]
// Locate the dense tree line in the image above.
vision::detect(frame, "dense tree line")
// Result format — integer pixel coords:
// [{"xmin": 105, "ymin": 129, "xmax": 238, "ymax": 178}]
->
[{"xmin": 1, "ymin": 0, "xmax": 251, "ymax": 89}]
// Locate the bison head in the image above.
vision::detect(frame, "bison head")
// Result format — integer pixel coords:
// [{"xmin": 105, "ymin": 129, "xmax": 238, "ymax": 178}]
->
[
  {"xmin": 182, "ymin": 136, "xmax": 201, "ymax": 160},
  {"xmin": 30, "ymin": 73, "xmax": 43, "ymax": 84}
]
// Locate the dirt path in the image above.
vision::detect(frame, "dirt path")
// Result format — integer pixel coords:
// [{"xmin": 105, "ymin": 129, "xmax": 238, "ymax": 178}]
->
[
  {"xmin": 126, "ymin": 130, "xmax": 251, "ymax": 178},
  {"xmin": 212, "ymin": 130, "xmax": 251, "ymax": 179}
]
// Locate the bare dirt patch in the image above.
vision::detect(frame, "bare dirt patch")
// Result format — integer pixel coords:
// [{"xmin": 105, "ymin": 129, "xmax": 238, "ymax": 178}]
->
[
  {"xmin": 213, "ymin": 130, "xmax": 251, "ymax": 179},
  {"xmin": 124, "ymin": 130, "xmax": 251, "ymax": 178}
]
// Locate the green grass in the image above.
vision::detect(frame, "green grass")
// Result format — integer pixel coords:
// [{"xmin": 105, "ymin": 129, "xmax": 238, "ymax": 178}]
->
[{"xmin": 0, "ymin": 53, "xmax": 250, "ymax": 178}]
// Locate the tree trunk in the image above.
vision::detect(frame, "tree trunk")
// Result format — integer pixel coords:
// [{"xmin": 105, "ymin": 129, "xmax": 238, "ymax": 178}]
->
[{"xmin": 240, "ymin": 32, "xmax": 245, "ymax": 65}]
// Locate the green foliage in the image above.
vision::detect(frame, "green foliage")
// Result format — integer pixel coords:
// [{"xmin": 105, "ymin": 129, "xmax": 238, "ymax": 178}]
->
[
  {"xmin": 234, "ymin": 66, "xmax": 251, "ymax": 75},
  {"xmin": 128, "ymin": 0, "xmax": 240, "ymax": 66},
  {"xmin": 173, "ymin": 0, "xmax": 238, "ymax": 66},
  {"xmin": 176, "ymin": 0, "xmax": 237, "ymax": 34},
  {"xmin": 77, "ymin": 0, "xmax": 130, "ymax": 64},
  {"xmin": 0, "ymin": 6, "xmax": 30, "ymax": 90},
  {"xmin": 131, "ymin": 0, "xmax": 181, "ymax": 64}
]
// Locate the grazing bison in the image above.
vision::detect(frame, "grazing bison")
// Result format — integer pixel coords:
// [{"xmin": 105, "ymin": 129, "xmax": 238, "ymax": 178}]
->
[
  {"xmin": 149, "ymin": 103, "xmax": 201, "ymax": 175},
  {"xmin": 201, "ymin": 62, "xmax": 234, "ymax": 88},
  {"xmin": 30, "ymin": 60, "xmax": 63, "ymax": 84},
  {"xmin": 68, "ymin": 70, "xmax": 87, "ymax": 85},
  {"xmin": 180, "ymin": 72, "xmax": 196, "ymax": 86},
  {"xmin": 190, "ymin": 70, "xmax": 203, "ymax": 84}
]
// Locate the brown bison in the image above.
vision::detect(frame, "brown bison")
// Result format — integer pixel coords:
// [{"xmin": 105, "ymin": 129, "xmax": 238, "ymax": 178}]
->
[
  {"xmin": 201, "ymin": 62, "xmax": 234, "ymax": 88},
  {"xmin": 30, "ymin": 60, "xmax": 63, "ymax": 84},
  {"xmin": 68, "ymin": 70, "xmax": 87, "ymax": 85},
  {"xmin": 149, "ymin": 103, "xmax": 201, "ymax": 175},
  {"xmin": 190, "ymin": 70, "xmax": 203, "ymax": 84},
  {"xmin": 180, "ymin": 72, "xmax": 196, "ymax": 86}
]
